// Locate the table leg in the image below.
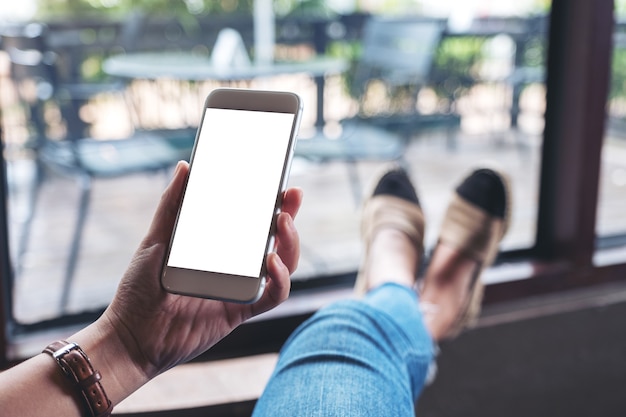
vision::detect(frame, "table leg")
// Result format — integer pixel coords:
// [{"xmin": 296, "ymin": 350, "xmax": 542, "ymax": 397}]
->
[{"xmin": 314, "ymin": 74, "xmax": 325, "ymax": 129}]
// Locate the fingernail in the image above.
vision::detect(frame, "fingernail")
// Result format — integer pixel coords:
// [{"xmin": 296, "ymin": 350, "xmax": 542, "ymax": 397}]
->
[{"xmin": 174, "ymin": 160, "xmax": 185, "ymax": 175}]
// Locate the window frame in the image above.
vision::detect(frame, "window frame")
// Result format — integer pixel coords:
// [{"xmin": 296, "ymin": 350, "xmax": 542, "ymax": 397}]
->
[{"xmin": 1, "ymin": 0, "xmax": 623, "ymax": 367}]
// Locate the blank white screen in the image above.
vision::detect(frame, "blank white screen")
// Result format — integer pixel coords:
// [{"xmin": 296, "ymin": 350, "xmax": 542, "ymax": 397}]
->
[{"xmin": 166, "ymin": 108, "xmax": 295, "ymax": 278}]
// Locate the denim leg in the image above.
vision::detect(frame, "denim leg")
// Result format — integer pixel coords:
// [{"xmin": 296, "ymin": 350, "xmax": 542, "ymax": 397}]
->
[{"xmin": 252, "ymin": 283, "xmax": 434, "ymax": 417}]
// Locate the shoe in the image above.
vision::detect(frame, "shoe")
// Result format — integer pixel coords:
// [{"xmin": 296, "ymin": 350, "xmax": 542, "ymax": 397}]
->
[
  {"xmin": 436, "ymin": 168, "xmax": 511, "ymax": 337},
  {"xmin": 354, "ymin": 166, "xmax": 425, "ymax": 296}
]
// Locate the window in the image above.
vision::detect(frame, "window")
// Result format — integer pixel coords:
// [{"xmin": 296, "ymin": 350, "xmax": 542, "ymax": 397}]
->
[
  {"xmin": 2, "ymin": 0, "xmax": 624, "ymax": 366},
  {"xmin": 598, "ymin": 1, "xmax": 626, "ymax": 245}
]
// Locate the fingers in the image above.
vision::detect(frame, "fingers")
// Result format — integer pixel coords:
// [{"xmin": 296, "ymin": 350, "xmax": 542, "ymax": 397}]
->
[
  {"xmin": 249, "ymin": 200, "xmax": 301, "ymax": 316},
  {"xmin": 275, "ymin": 212, "xmax": 300, "ymax": 274},
  {"xmin": 144, "ymin": 161, "xmax": 189, "ymax": 247},
  {"xmin": 268, "ymin": 252, "xmax": 291, "ymax": 298},
  {"xmin": 252, "ymin": 252, "xmax": 291, "ymax": 316},
  {"xmin": 276, "ymin": 187, "xmax": 302, "ymax": 274},
  {"xmin": 281, "ymin": 187, "xmax": 303, "ymax": 219}
]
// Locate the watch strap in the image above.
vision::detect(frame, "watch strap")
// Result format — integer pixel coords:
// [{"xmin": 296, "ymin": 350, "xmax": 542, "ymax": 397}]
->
[{"xmin": 43, "ymin": 340, "xmax": 113, "ymax": 417}]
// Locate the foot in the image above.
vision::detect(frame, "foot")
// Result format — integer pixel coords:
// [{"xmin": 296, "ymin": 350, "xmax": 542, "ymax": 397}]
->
[
  {"xmin": 421, "ymin": 168, "xmax": 510, "ymax": 341},
  {"xmin": 355, "ymin": 167, "xmax": 425, "ymax": 296}
]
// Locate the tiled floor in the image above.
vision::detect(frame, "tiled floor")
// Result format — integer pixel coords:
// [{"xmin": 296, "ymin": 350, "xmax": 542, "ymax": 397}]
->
[{"xmin": 6, "ymin": 127, "xmax": 543, "ymax": 323}]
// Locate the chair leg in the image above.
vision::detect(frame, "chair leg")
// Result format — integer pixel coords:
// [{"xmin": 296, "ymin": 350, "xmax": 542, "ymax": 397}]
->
[
  {"xmin": 445, "ymin": 126, "xmax": 458, "ymax": 151},
  {"xmin": 14, "ymin": 159, "xmax": 44, "ymax": 279},
  {"xmin": 59, "ymin": 174, "xmax": 92, "ymax": 313},
  {"xmin": 346, "ymin": 159, "xmax": 362, "ymax": 206}
]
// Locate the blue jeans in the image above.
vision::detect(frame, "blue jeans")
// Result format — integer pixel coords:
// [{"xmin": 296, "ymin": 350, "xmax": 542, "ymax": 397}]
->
[{"xmin": 253, "ymin": 283, "xmax": 435, "ymax": 416}]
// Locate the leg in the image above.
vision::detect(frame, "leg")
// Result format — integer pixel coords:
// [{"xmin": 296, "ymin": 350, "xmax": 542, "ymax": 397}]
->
[
  {"xmin": 421, "ymin": 245, "xmax": 478, "ymax": 341},
  {"xmin": 253, "ymin": 167, "xmax": 511, "ymax": 415},
  {"xmin": 422, "ymin": 168, "xmax": 511, "ymax": 340},
  {"xmin": 254, "ymin": 168, "xmax": 433, "ymax": 416},
  {"xmin": 253, "ymin": 284, "xmax": 433, "ymax": 417}
]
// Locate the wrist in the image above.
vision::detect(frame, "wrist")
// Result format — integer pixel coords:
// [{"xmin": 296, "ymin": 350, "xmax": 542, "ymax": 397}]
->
[
  {"xmin": 43, "ymin": 341, "xmax": 113, "ymax": 416},
  {"xmin": 69, "ymin": 316, "xmax": 151, "ymax": 406}
]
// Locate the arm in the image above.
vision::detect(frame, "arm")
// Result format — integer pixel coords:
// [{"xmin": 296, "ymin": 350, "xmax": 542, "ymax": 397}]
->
[{"xmin": 0, "ymin": 161, "xmax": 303, "ymax": 416}]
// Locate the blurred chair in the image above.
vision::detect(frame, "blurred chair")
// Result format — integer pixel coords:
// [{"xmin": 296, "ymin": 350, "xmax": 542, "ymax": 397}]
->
[
  {"xmin": 1, "ymin": 22, "xmax": 183, "ymax": 313},
  {"xmin": 348, "ymin": 16, "xmax": 461, "ymax": 145},
  {"xmin": 295, "ymin": 16, "xmax": 461, "ymax": 203}
]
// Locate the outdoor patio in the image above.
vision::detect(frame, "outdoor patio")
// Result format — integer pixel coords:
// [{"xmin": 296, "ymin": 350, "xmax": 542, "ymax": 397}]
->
[
  {"xmin": 2, "ymin": 32, "xmax": 626, "ymax": 327},
  {"xmin": 4, "ymin": 74, "xmax": 547, "ymax": 323}
]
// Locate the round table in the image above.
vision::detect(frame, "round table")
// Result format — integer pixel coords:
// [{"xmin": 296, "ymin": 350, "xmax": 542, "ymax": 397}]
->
[{"xmin": 103, "ymin": 53, "xmax": 349, "ymax": 127}]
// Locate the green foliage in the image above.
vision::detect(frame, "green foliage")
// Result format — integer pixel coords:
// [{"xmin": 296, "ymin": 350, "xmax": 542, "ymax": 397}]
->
[
  {"xmin": 431, "ymin": 36, "xmax": 485, "ymax": 99},
  {"xmin": 611, "ymin": 47, "xmax": 626, "ymax": 100},
  {"xmin": 609, "ymin": 0, "xmax": 626, "ymax": 102},
  {"xmin": 434, "ymin": 36, "xmax": 484, "ymax": 74},
  {"xmin": 617, "ymin": 0, "xmax": 626, "ymax": 18},
  {"xmin": 35, "ymin": 0, "xmax": 271, "ymax": 19},
  {"xmin": 287, "ymin": 0, "xmax": 336, "ymax": 17},
  {"xmin": 327, "ymin": 39, "xmax": 362, "ymax": 97},
  {"xmin": 521, "ymin": 36, "xmax": 544, "ymax": 68}
]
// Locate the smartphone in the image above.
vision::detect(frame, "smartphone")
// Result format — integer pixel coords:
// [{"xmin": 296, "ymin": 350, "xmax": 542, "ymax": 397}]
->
[{"xmin": 161, "ymin": 88, "xmax": 302, "ymax": 303}]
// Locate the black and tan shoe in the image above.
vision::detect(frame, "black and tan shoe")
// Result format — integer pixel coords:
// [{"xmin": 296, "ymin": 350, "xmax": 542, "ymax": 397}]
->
[
  {"xmin": 437, "ymin": 168, "xmax": 511, "ymax": 337},
  {"xmin": 354, "ymin": 166, "xmax": 425, "ymax": 297}
]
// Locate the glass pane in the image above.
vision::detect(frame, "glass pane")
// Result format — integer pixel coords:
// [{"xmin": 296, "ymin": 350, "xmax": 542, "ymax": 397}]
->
[
  {"xmin": 597, "ymin": 2, "xmax": 626, "ymax": 241},
  {"xmin": 1, "ymin": 0, "xmax": 548, "ymax": 325},
  {"xmin": 292, "ymin": 2, "xmax": 548, "ymax": 278}
]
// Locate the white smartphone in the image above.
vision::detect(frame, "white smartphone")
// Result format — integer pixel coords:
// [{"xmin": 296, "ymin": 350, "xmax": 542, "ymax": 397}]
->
[{"xmin": 161, "ymin": 88, "xmax": 302, "ymax": 303}]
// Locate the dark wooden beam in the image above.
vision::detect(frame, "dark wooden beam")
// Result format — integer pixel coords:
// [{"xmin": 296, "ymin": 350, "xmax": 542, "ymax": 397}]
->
[{"xmin": 536, "ymin": 0, "xmax": 614, "ymax": 264}]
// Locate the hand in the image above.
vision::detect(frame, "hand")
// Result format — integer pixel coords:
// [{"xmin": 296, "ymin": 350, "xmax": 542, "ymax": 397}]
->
[{"xmin": 100, "ymin": 161, "xmax": 303, "ymax": 379}]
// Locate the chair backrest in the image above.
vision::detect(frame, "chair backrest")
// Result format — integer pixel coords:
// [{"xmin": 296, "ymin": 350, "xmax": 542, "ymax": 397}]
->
[
  {"xmin": 353, "ymin": 16, "xmax": 446, "ymax": 93},
  {"xmin": 1, "ymin": 23, "xmax": 60, "ymax": 145}
]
